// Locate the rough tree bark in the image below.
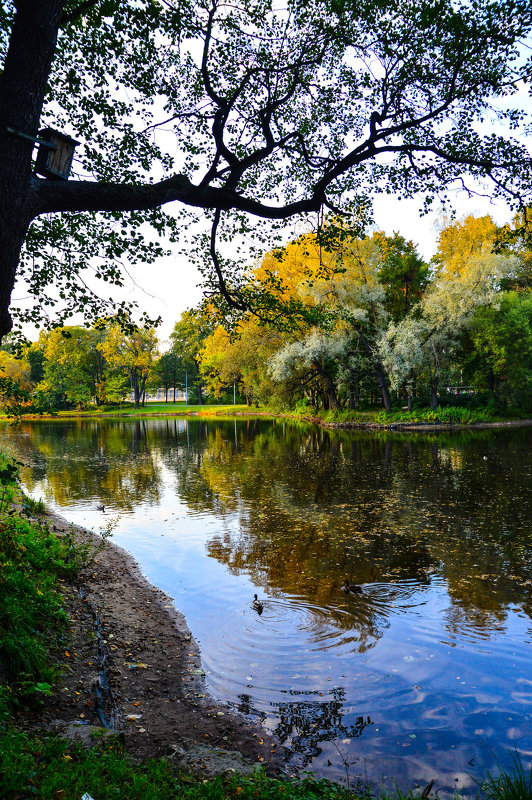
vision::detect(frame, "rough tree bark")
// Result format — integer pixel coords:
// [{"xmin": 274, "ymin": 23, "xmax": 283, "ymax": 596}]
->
[{"xmin": 0, "ymin": 0, "xmax": 64, "ymax": 337}]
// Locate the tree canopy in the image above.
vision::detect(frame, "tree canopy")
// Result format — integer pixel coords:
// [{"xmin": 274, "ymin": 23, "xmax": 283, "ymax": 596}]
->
[
  {"xmin": 195, "ymin": 212, "xmax": 531, "ymax": 413},
  {"xmin": 0, "ymin": 0, "xmax": 531, "ymax": 339}
]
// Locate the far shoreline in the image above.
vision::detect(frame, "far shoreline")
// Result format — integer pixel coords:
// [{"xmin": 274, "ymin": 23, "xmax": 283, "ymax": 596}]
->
[{"xmin": 3, "ymin": 404, "xmax": 532, "ymax": 433}]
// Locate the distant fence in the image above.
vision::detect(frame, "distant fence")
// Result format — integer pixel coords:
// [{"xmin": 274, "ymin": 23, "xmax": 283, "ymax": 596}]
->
[{"xmin": 126, "ymin": 388, "xmax": 187, "ymax": 402}]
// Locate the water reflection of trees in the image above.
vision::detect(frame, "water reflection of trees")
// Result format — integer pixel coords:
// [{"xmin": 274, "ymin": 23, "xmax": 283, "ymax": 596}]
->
[
  {"xmin": 274, "ymin": 687, "xmax": 372, "ymax": 767},
  {"xmin": 165, "ymin": 420, "xmax": 532, "ymax": 641},
  {"xmin": 4, "ymin": 418, "xmax": 532, "ymax": 642},
  {"xmin": 9, "ymin": 420, "xmax": 163, "ymax": 511},
  {"xmin": 236, "ymin": 687, "xmax": 372, "ymax": 768}
]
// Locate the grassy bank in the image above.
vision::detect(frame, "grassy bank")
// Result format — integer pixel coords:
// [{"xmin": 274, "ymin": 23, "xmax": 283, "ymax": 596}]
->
[
  {"xmin": 0, "ymin": 402, "xmax": 252, "ymax": 421},
  {"xmin": 0, "ymin": 728, "xmax": 357, "ymax": 800},
  {"xmin": 310, "ymin": 406, "xmax": 514, "ymax": 426},
  {"xmin": 2, "ymin": 397, "xmax": 531, "ymax": 427}
]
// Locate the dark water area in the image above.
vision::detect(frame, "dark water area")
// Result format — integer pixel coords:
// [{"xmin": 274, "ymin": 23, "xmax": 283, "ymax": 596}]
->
[{"xmin": 2, "ymin": 417, "xmax": 532, "ymax": 796}]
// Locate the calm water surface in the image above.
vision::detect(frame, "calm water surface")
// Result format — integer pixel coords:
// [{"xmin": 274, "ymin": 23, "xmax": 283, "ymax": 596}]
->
[{"xmin": 2, "ymin": 417, "xmax": 532, "ymax": 796}]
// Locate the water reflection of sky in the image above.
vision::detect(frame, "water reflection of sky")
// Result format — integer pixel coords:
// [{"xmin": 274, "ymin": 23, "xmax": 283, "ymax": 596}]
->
[{"xmin": 3, "ymin": 418, "xmax": 532, "ymax": 797}]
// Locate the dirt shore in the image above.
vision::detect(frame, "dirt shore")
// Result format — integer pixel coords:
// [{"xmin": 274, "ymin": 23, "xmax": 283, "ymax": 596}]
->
[{"xmin": 22, "ymin": 511, "xmax": 283, "ymax": 775}]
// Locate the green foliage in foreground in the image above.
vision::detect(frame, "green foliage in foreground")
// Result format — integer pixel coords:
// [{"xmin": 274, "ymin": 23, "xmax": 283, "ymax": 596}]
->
[
  {"xmin": 1, "ymin": 727, "xmax": 531, "ymax": 800},
  {"xmin": 0, "ymin": 730, "xmax": 358, "ymax": 800},
  {"xmin": 0, "ymin": 456, "xmax": 84, "ymax": 707},
  {"xmin": 275, "ymin": 403, "xmax": 516, "ymax": 426},
  {"xmin": 478, "ymin": 751, "xmax": 532, "ymax": 800}
]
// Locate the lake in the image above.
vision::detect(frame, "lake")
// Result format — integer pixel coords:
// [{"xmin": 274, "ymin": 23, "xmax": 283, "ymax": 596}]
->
[{"xmin": 2, "ymin": 417, "xmax": 532, "ymax": 796}]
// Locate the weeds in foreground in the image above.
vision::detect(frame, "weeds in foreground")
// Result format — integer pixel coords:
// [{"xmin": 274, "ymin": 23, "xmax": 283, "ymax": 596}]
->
[
  {"xmin": 1, "ymin": 727, "xmax": 531, "ymax": 800},
  {"xmin": 0, "ymin": 730, "xmax": 358, "ymax": 800},
  {"xmin": 478, "ymin": 751, "xmax": 532, "ymax": 799},
  {"xmin": 0, "ymin": 453, "xmax": 113, "ymax": 709},
  {"xmin": 21, "ymin": 493, "xmax": 47, "ymax": 516}
]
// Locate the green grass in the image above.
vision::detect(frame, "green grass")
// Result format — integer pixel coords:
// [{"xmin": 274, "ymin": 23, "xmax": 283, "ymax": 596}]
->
[
  {"xmin": 0, "ymin": 455, "xmax": 96, "ymax": 707},
  {"xmin": 0, "ymin": 728, "xmax": 362, "ymax": 800},
  {"xmin": 479, "ymin": 751, "xmax": 532, "ymax": 799},
  {"xmin": 0, "ymin": 402, "xmax": 252, "ymax": 419},
  {"xmin": 305, "ymin": 405, "xmax": 511, "ymax": 425},
  {"xmin": 1, "ymin": 727, "xmax": 531, "ymax": 800},
  {"xmin": 372, "ymin": 406, "xmax": 498, "ymax": 424}
]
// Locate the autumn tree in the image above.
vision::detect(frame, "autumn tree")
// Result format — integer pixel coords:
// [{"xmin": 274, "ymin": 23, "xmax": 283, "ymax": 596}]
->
[
  {"xmin": 201, "ymin": 320, "xmax": 284, "ymax": 406},
  {"xmin": 0, "ymin": 350, "xmax": 31, "ymax": 391},
  {"xmin": 0, "ymin": 0, "xmax": 531, "ymax": 341},
  {"xmin": 99, "ymin": 324, "xmax": 159, "ymax": 407},
  {"xmin": 379, "ymin": 215, "xmax": 520, "ymax": 408}
]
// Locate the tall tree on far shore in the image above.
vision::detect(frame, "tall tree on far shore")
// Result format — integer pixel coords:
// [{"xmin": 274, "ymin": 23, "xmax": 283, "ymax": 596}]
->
[
  {"xmin": 153, "ymin": 351, "xmax": 184, "ymax": 403},
  {"xmin": 37, "ymin": 325, "xmax": 106, "ymax": 407},
  {"xmin": 170, "ymin": 309, "xmax": 214, "ymax": 405},
  {"xmin": 99, "ymin": 325, "xmax": 159, "ymax": 407}
]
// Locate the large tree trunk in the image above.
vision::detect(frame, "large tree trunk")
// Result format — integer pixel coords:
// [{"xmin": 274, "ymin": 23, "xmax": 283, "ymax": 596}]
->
[
  {"xmin": 0, "ymin": 0, "xmax": 64, "ymax": 338},
  {"xmin": 312, "ymin": 359, "xmax": 340, "ymax": 411},
  {"xmin": 488, "ymin": 365, "xmax": 494, "ymax": 393},
  {"xmin": 407, "ymin": 370, "xmax": 415, "ymax": 412},
  {"xmin": 429, "ymin": 371, "xmax": 439, "ymax": 410},
  {"xmin": 374, "ymin": 360, "xmax": 392, "ymax": 413},
  {"xmin": 348, "ymin": 369, "xmax": 356, "ymax": 410},
  {"xmin": 354, "ymin": 327, "xmax": 392, "ymax": 413}
]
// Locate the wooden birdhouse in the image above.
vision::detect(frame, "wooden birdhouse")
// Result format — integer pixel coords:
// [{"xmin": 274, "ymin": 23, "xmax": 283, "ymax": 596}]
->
[{"xmin": 35, "ymin": 128, "xmax": 80, "ymax": 180}]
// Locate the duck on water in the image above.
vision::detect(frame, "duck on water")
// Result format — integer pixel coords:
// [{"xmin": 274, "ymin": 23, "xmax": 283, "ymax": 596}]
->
[
  {"xmin": 342, "ymin": 579, "xmax": 363, "ymax": 595},
  {"xmin": 252, "ymin": 594, "xmax": 264, "ymax": 614}
]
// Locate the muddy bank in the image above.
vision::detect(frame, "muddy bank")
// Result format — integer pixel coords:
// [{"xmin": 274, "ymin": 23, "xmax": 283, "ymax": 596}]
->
[
  {"xmin": 317, "ymin": 417, "xmax": 532, "ymax": 431},
  {"xmin": 22, "ymin": 511, "xmax": 283, "ymax": 775}
]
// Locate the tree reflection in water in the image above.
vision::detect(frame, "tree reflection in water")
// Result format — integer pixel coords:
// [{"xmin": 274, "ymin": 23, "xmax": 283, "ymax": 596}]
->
[{"xmin": 274, "ymin": 687, "xmax": 372, "ymax": 767}]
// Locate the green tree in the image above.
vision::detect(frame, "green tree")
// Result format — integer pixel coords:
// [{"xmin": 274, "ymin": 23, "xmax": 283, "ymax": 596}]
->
[
  {"xmin": 0, "ymin": 0, "xmax": 530, "ymax": 340},
  {"xmin": 152, "ymin": 351, "xmax": 184, "ymax": 403},
  {"xmin": 375, "ymin": 233, "xmax": 430, "ymax": 323},
  {"xmin": 466, "ymin": 291, "xmax": 532, "ymax": 408},
  {"xmin": 170, "ymin": 309, "xmax": 215, "ymax": 405},
  {"xmin": 37, "ymin": 325, "xmax": 106, "ymax": 407},
  {"xmin": 26, "ymin": 343, "xmax": 45, "ymax": 384}
]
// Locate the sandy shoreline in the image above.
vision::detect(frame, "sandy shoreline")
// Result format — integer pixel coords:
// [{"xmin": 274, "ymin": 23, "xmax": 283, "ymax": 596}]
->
[{"xmin": 26, "ymin": 509, "xmax": 283, "ymax": 775}]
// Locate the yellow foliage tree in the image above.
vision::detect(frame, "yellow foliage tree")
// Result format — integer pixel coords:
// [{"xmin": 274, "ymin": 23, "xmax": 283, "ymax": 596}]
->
[
  {"xmin": 201, "ymin": 320, "xmax": 285, "ymax": 405},
  {"xmin": 434, "ymin": 215, "xmax": 497, "ymax": 278},
  {"xmin": 99, "ymin": 325, "xmax": 159, "ymax": 408}
]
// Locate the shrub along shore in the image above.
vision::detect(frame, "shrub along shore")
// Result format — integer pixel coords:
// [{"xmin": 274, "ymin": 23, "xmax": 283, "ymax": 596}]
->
[{"xmin": 0, "ymin": 451, "xmax": 530, "ymax": 799}]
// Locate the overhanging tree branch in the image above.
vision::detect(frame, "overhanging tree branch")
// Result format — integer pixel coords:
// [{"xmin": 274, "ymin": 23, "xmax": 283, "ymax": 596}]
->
[{"xmin": 32, "ymin": 175, "xmax": 323, "ymax": 219}]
